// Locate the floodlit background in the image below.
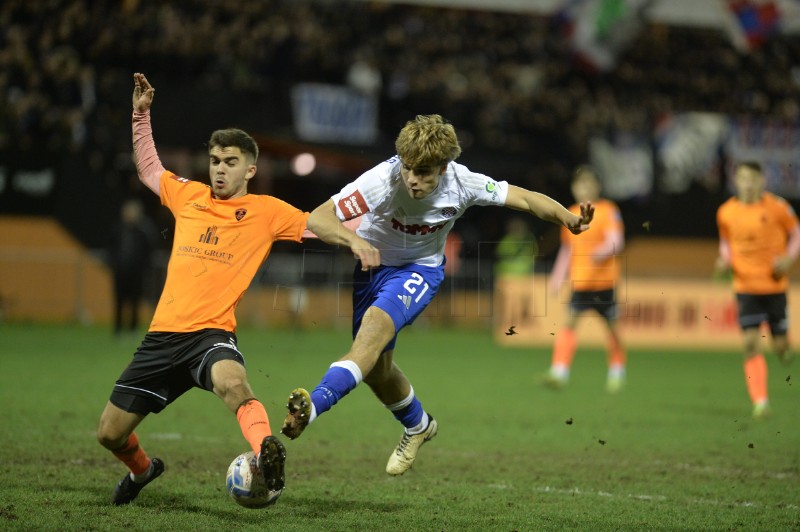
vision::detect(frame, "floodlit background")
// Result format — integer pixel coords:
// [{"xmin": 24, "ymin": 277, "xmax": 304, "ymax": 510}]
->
[
  {"xmin": 0, "ymin": 2, "xmax": 799, "ymax": 529},
  {"xmin": 3, "ymin": 0, "xmax": 800, "ymax": 342}
]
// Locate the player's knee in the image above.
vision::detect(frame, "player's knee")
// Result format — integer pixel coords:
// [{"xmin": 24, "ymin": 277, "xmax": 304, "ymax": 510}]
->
[
  {"xmin": 773, "ymin": 339, "xmax": 789, "ymax": 356},
  {"xmin": 96, "ymin": 424, "xmax": 127, "ymax": 450},
  {"xmin": 214, "ymin": 376, "xmax": 252, "ymax": 406}
]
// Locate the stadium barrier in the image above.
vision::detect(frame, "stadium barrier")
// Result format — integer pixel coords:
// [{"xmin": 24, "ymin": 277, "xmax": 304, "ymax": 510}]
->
[
  {"xmin": 1, "ymin": 216, "xmax": 797, "ymax": 350},
  {"xmin": 490, "ymin": 276, "xmax": 772, "ymax": 349}
]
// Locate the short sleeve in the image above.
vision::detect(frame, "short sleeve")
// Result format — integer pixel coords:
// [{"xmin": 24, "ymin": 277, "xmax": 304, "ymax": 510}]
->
[
  {"xmin": 453, "ymin": 163, "xmax": 508, "ymax": 207},
  {"xmin": 268, "ymin": 197, "xmax": 310, "ymax": 242},
  {"xmin": 160, "ymin": 171, "xmax": 201, "ymax": 213},
  {"xmin": 331, "ymin": 160, "xmax": 394, "ymax": 220}
]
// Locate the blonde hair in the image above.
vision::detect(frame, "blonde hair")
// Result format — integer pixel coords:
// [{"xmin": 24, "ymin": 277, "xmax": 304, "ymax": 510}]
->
[{"xmin": 395, "ymin": 114, "xmax": 462, "ymax": 168}]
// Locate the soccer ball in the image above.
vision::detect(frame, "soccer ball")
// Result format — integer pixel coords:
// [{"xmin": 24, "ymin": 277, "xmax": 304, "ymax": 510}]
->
[{"xmin": 225, "ymin": 451, "xmax": 282, "ymax": 509}]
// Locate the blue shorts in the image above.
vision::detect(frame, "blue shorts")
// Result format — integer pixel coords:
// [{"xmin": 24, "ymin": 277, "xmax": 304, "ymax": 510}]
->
[{"xmin": 352, "ymin": 262, "xmax": 445, "ymax": 352}]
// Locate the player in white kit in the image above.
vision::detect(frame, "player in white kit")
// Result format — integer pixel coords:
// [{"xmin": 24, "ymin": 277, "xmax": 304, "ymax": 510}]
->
[{"xmin": 282, "ymin": 114, "xmax": 594, "ymax": 475}]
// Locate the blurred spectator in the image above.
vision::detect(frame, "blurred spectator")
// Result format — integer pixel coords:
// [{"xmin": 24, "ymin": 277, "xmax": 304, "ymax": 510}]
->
[
  {"xmin": 346, "ymin": 49, "xmax": 382, "ymax": 97},
  {"xmin": 107, "ymin": 198, "xmax": 157, "ymax": 337},
  {"xmin": 2, "ymin": 0, "xmax": 800, "ymax": 246},
  {"xmin": 495, "ymin": 217, "xmax": 537, "ymax": 279},
  {"xmin": 494, "ymin": 217, "xmax": 538, "ymax": 331}
]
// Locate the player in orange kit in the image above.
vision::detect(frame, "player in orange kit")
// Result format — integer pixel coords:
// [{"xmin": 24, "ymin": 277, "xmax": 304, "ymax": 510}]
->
[
  {"xmin": 715, "ymin": 160, "xmax": 799, "ymax": 420},
  {"xmin": 95, "ymin": 73, "xmax": 379, "ymax": 505},
  {"xmin": 542, "ymin": 166, "xmax": 626, "ymax": 393}
]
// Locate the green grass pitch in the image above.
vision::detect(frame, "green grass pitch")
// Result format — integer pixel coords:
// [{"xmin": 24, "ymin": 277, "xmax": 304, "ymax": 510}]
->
[{"xmin": 0, "ymin": 323, "xmax": 797, "ymax": 531}]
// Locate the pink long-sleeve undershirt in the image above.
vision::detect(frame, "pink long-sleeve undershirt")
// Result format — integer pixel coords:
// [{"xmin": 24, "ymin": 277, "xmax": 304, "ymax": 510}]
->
[{"xmin": 132, "ymin": 110, "xmax": 165, "ymax": 195}]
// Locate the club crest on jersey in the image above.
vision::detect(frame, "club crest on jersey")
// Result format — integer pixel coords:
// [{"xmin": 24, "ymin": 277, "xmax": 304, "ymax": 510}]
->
[
  {"xmin": 235, "ymin": 208, "xmax": 247, "ymax": 221},
  {"xmin": 441, "ymin": 207, "xmax": 457, "ymax": 218}
]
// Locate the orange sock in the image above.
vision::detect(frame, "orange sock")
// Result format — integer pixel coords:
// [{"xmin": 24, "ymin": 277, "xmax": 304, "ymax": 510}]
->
[
  {"xmin": 607, "ymin": 335, "xmax": 626, "ymax": 369},
  {"xmin": 743, "ymin": 354, "xmax": 768, "ymax": 405},
  {"xmin": 112, "ymin": 432, "xmax": 151, "ymax": 475},
  {"xmin": 551, "ymin": 328, "xmax": 577, "ymax": 369},
  {"xmin": 236, "ymin": 399, "xmax": 273, "ymax": 455}
]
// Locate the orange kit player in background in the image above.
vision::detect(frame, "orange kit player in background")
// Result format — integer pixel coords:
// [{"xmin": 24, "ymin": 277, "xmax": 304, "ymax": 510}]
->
[
  {"xmin": 542, "ymin": 166, "xmax": 626, "ymax": 393},
  {"xmin": 95, "ymin": 73, "xmax": 378, "ymax": 505},
  {"xmin": 715, "ymin": 160, "xmax": 799, "ymax": 420}
]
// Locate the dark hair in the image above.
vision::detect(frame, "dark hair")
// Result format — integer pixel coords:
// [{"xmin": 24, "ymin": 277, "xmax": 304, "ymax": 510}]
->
[
  {"xmin": 736, "ymin": 160, "xmax": 763, "ymax": 174},
  {"xmin": 208, "ymin": 128, "xmax": 259, "ymax": 162}
]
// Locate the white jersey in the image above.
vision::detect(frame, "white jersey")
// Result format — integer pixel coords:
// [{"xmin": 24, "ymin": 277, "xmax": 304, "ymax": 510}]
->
[{"xmin": 331, "ymin": 156, "xmax": 509, "ymax": 267}]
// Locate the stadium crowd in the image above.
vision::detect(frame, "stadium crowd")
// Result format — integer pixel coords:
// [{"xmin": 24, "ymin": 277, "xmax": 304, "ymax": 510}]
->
[{"xmin": 2, "ymin": 0, "xmax": 800, "ymax": 240}]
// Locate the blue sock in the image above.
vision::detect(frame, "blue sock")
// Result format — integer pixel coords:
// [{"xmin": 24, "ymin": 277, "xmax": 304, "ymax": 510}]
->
[
  {"xmin": 386, "ymin": 387, "xmax": 427, "ymax": 434},
  {"xmin": 310, "ymin": 361, "xmax": 363, "ymax": 417}
]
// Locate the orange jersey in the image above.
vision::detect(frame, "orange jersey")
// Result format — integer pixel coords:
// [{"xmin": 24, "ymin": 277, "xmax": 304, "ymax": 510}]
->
[
  {"xmin": 717, "ymin": 192, "xmax": 799, "ymax": 294},
  {"xmin": 561, "ymin": 199, "xmax": 624, "ymax": 291},
  {"xmin": 149, "ymin": 171, "xmax": 309, "ymax": 332}
]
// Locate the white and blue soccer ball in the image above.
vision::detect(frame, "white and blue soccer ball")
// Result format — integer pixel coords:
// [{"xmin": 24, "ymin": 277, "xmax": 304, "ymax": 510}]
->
[{"xmin": 225, "ymin": 451, "xmax": 282, "ymax": 509}]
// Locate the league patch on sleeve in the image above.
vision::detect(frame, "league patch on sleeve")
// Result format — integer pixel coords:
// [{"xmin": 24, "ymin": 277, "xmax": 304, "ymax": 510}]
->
[
  {"xmin": 169, "ymin": 173, "xmax": 190, "ymax": 183},
  {"xmin": 338, "ymin": 190, "xmax": 369, "ymax": 220}
]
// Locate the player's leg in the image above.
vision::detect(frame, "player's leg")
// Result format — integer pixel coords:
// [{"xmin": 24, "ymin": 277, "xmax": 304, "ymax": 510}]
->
[
  {"xmin": 282, "ymin": 264, "xmax": 443, "ymax": 441},
  {"xmin": 210, "ymin": 358, "xmax": 275, "ymax": 452},
  {"xmin": 281, "ymin": 306, "xmax": 395, "ymax": 439},
  {"xmin": 201, "ymin": 341, "xmax": 285, "ymax": 493},
  {"xmin": 736, "ymin": 294, "xmax": 771, "ymax": 419},
  {"xmin": 99, "ymin": 336, "xmax": 173, "ymax": 505},
  {"xmin": 96, "ymin": 401, "xmax": 146, "ymax": 461},
  {"xmin": 767, "ymin": 292, "xmax": 793, "ymax": 366},
  {"xmin": 97, "ymin": 402, "xmax": 164, "ymax": 505},
  {"xmin": 543, "ymin": 298, "xmax": 580, "ymax": 388},
  {"xmin": 604, "ymin": 320, "xmax": 626, "ymax": 393},
  {"xmin": 601, "ymin": 290, "xmax": 626, "ymax": 393},
  {"xmin": 741, "ymin": 327, "xmax": 770, "ymax": 419},
  {"xmin": 772, "ymin": 334, "xmax": 793, "ymax": 366},
  {"xmin": 364, "ymin": 349, "xmax": 437, "ymax": 475}
]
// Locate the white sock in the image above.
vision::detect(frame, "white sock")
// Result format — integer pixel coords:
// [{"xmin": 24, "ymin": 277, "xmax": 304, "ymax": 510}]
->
[
  {"xmin": 330, "ymin": 360, "xmax": 363, "ymax": 384},
  {"xmin": 607, "ymin": 365, "xmax": 625, "ymax": 379},
  {"xmin": 130, "ymin": 461, "xmax": 153, "ymax": 483},
  {"xmin": 551, "ymin": 364, "xmax": 570, "ymax": 380},
  {"xmin": 385, "ymin": 386, "xmax": 415, "ymax": 411},
  {"xmin": 406, "ymin": 412, "xmax": 430, "ymax": 435}
]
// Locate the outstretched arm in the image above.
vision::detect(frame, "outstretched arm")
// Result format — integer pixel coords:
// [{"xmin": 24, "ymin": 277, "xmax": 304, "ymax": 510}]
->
[
  {"xmin": 714, "ymin": 238, "xmax": 732, "ymax": 276},
  {"xmin": 131, "ymin": 73, "xmax": 164, "ymax": 196},
  {"xmin": 773, "ymin": 225, "xmax": 800, "ymax": 278},
  {"xmin": 307, "ymin": 199, "xmax": 381, "ymax": 270},
  {"xmin": 549, "ymin": 243, "xmax": 572, "ymax": 294},
  {"xmin": 504, "ymin": 185, "xmax": 593, "ymax": 234}
]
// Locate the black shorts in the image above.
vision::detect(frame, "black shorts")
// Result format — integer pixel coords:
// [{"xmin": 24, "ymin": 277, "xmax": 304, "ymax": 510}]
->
[
  {"xmin": 570, "ymin": 288, "xmax": 618, "ymax": 321},
  {"xmin": 735, "ymin": 293, "xmax": 788, "ymax": 335},
  {"xmin": 109, "ymin": 329, "xmax": 244, "ymax": 416}
]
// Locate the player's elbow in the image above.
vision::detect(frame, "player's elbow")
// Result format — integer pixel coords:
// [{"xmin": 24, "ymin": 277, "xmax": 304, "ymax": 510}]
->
[{"xmin": 306, "ymin": 211, "xmax": 324, "ymax": 237}]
